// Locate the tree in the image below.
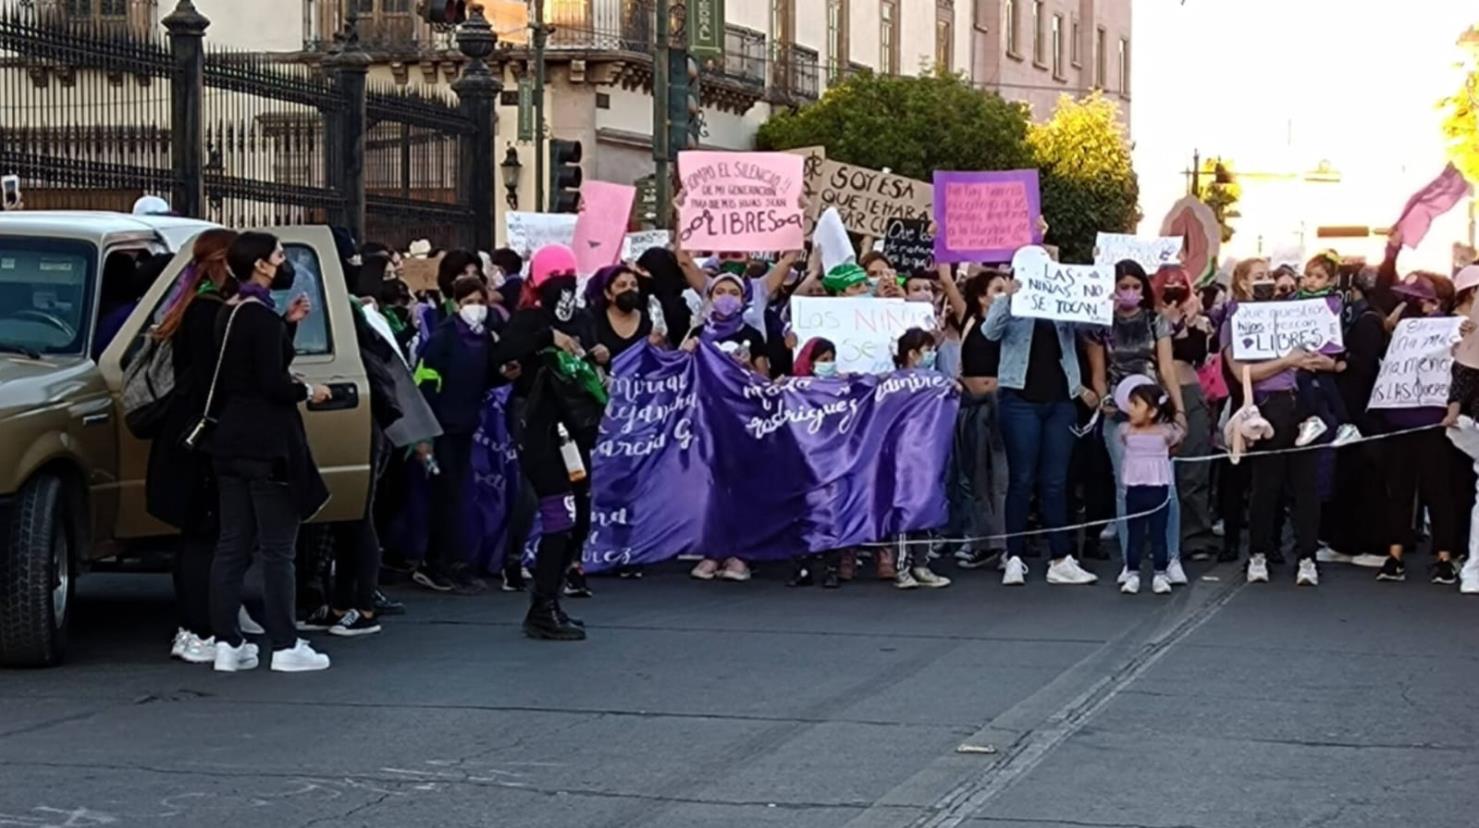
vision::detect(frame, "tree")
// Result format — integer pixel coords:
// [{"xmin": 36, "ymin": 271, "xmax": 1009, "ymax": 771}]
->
[
  {"xmin": 1441, "ymin": 29, "xmax": 1479, "ymax": 186},
  {"xmin": 1198, "ymin": 157, "xmax": 1241, "ymax": 243},
  {"xmin": 755, "ymin": 70, "xmax": 1035, "ymax": 181},
  {"xmin": 1027, "ymin": 92, "xmax": 1140, "ymax": 263}
]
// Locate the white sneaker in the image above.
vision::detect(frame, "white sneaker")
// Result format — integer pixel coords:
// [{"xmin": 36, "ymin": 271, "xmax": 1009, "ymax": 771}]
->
[
  {"xmin": 213, "ymin": 641, "xmax": 260, "ymax": 672},
  {"xmin": 1211, "ymin": 519, "xmax": 1225, "ymax": 538},
  {"xmin": 1350, "ymin": 553, "xmax": 1388, "ymax": 568},
  {"xmin": 1332, "ymin": 423, "xmax": 1362, "ymax": 447},
  {"xmin": 238, "ymin": 607, "xmax": 265, "ymax": 636},
  {"xmin": 894, "ymin": 569, "xmax": 919, "ymax": 590},
  {"xmin": 170, "ymin": 628, "xmax": 190, "ymax": 659},
  {"xmin": 271, "ymin": 639, "xmax": 331, "ymax": 673},
  {"xmin": 1166, "ymin": 559, "xmax": 1188, "ymax": 585},
  {"xmin": 1120, "ymin": 575, "xmax": 1140, "ymax": 594},
  {"xmin": 1296, "ymin": 559, "xmax": 1319, "ymax": 586},
  {"xmin": 911, "ymin": 567, "xmax": 951, "ymax": 588},
  {"xmin": 1315, "ymin": 544, "xmax": 1354, "ymax": 564},
  {"xmin": 180, "ymin": 634, "xmax": 217, "ymax": 664},
  {"xmin": 1295, "ymin": 417, "xmax": 1327, "ymax": 447},
  {"xmin": 1460, "ymin": 564, "xmax": 1479, "ymax": 595},
  {"xmin": 1152, "ymin": 573, "xmax": 1173, "ymax": 594},
  {"xmin": 1247, "ymin": 554, "xmax": 1270, "ymax": 584},
  {"xmin": 1117, "ymin": 566, "xmax": 1132, "ymax": 585},
  {"xmin": 1001, "ymin": 556, "xmax": 1027, "ymax": 586},
  {"xmin": 1046, "ymin": 557, "xmax": 1098, "ymax": 585}
]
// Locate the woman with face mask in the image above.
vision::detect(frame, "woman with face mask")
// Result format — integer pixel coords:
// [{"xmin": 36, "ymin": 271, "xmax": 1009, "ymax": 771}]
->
[
  {"xmin": 590, "ymin": 265, "xmax": 659, "ymax": 366},
  {"xmin": 1085, "ymin": 261, "xmax": 1190, "ymax": 587},
  {"xmin": 491, "ymin": 244, "xmax": 590, "ymax": 640},
  {"xmin": 206, "ymin": 232, "xmax": 334, "ymax": 673},
  {"xmin": 950, "ymin": 270, "xmax": 1012, "ymax": 571},
  {"xmin": 785, "ymin": 338, "xmax": 846, "ymax": 588},
  {"xmin": 884, "ymin": 329, "xmax": 953, "ymax": 590},
  {"xmin": 1152, "ymin": 265, "xmax": 1219, "ymax": 561}
]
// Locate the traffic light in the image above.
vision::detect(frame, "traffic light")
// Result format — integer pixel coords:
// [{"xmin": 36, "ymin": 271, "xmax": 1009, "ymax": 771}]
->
[
  {"xmin": 666, "ymin": 50, "xmax": 703, "ymax": 158},
  {"xmin": 549, "ymin": 139, "xmax": 583, "ymax": 213},
  {"xmin": 419, "ymin": 0, "xmax": 467, "ymax": 26}
]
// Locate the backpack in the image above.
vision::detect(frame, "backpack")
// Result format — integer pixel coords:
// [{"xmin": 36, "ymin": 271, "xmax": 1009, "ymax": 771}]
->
[{"xmin": 121, "ymin": 334, "xmax": 174, "ymax": 439}]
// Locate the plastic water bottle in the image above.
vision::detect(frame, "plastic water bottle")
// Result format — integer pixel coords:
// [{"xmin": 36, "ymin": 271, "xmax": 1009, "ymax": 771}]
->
[{"xmin": 558, "ymin": 423, "xmax": 587, "ymax": 483}]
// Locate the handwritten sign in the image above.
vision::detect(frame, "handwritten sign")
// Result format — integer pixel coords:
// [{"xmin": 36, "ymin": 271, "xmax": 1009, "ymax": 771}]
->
[
  {"xmin": 933, "ymin": 170, "xmax": 1042, "ymax": 264},
  {"xmin": 572, "ymin": 181, "xmax": 636, "ymax": 276},
  {"xmin": 1011, "ymin": 245, "xmax": 1112, "ymax": 326},
  {"xmin": 621, "ymin": 230, "xmax": 671, "ymax": 262},
  {"xmin": 1229, "ymin": 299, "xmax": 1344, "ymax": 361},
  {"xmin": 1094, "ymin": 233, "xmax": 1184, "ymax": 272},
  {"xmin": 883, "ymin": 218, "xmax": 935, "ymax": 272},
  {"xmin": 810, "ymin": 160, "xmax": 932, "ymax": 238},
  {"xmin": 677, "ymin": 150, "xmax": 805, "ymax": 252},
  {"xmin": 401, "ymin": 255, "xmax": 441, "ymax": 294},
  {"xmin": 790, "ymin": 296, "xmax": 937, "ymax": 374},
  {"xmin": 1368, "ymin": 317, "xmax": 1463, "ymax": 410},
  {"xmin": 505, "ymin": 211, "xmax": 577, "ymax": 262}
]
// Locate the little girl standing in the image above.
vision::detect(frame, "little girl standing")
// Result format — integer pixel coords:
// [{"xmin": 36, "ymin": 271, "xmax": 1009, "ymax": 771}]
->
[{"xmin": 1115, "ymin": 376, "xmax": 1183, "ymax": 596}]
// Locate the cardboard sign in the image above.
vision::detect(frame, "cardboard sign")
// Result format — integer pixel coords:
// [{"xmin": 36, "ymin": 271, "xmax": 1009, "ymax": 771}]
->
[
  {"xmin": 572, "ymin": 181, "xmax": 636, "ymax": 276},
  {"xmin": 505, "ymin": 211, "xmax": 577, "ymax": 261},
  {"xmin": 1368, "ymin": 317, "xmax": 1463, "ymax": 410},
  {"xmin": 1229, "ymin": 299, "xmax": 1344, "ymax": 361},
  {"xmin": 933, "ymin": 170, "xmax": 1042, "ymax": 263},
  {"xmin": 1094, "ymin": 232, "xmax": 1184, "ymax": 272},
  {"xmin": 1010, "ymin": 245, "xmax": 1112, "ymax": 326},
  {"xmin": 621, "ymin": 230, "xmax": 671, "ymax": 262},
  {"xmin": 790, "ymin": 296, "xmax": 938, "ymax": 375},
  {"xmin": 883, "ymin": 218, "xmax": 935, "ymax": 272},
  {"xmin": 812, "ymin": 207, "xmax": 854, "ymax": 273},
  {"xmin": 401, "ymin": 256, "xmax": 441, "ymax": 295},
  {"xmin": 810, "ymin": 160, "xmax": 932, "ymax": 238},
  {"xmin": 677, "ymin": 150, "xmax": 805, "ymax": 252}
]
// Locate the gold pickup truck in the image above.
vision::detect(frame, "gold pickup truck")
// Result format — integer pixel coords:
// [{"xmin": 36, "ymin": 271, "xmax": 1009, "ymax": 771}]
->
[{"xmin": 0, "ymin": 213, "xmax": 372, "ymax": 667}]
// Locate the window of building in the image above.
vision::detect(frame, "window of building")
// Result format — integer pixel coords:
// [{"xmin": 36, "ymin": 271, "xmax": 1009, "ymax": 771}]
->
[
  {"xmin": 63, "ymin": 0, "xmax": 128, "ymax": 16},
  {"xmin": 1032, "ymin": 0, "xmax": 1044, "ymax": 66},
  {"xmin": 826, "ymin": 0, "xmax": 849, "ymax": 84},
  {"xmin": 1070, "ymin": 15, "xmax": 1080, "ymax": 66},
  {"xmin": 1095, "ymin": 26, "xmax": 1106, "ymax": 88},
  {"xmin": 771, "ymin": 0, "xmax": 793, "ymax": 91},
  {"xmin": 724, "ymin": 25, "xmax": 767, "ymax": 86},
  {"xmin": 880, "ymin": 0, "xmax": 899, "ymax": 75},
  {"xmin": 1118, "ymin": 36, "xmax": 1130, "ymax": 96},
  {"xmin": 792, "ymin": 45, "xmax": 821, "ymax": 99},
  {"xmin": 1004, "ymin": 0, "xmax": 1019, "ymax": 58},
  {"xmin": 1051, "ymin": 13, "xmax": 1062, "ymax": 79},
  {"xmin": 935, "ymin": 1, "xmax": 954, "ymax": 70}
]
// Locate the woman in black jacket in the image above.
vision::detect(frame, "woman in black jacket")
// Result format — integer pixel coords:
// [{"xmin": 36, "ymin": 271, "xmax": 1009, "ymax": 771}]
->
[
  {"xmin": 207, "ymin": 231, "xmax": 334, "ymax": 673},
  {"xmin": 147, "ymin": 229, "xmax": 237, "ymax": 664}
]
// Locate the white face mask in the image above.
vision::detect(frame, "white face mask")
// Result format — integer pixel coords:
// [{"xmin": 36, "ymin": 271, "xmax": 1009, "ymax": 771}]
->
[{"xmin": 459, "ymin": 304, "xmax": 488, "ymax": 330}]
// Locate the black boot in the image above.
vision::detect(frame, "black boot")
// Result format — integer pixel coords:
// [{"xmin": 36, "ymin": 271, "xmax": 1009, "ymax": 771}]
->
[
  {"xmin": 554, "ymin": 596, "xmax": 585, "ymax": 629},
  {"xmin": 821, "ymin": 562, "xmax": 841, "ymax": 589},
  {"xmin": 523, "ymin": 594, "xmax": 585, "ymax": 641}
]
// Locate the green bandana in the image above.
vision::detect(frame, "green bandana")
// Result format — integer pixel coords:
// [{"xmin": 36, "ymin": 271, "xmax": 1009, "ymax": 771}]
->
[
  {"xmin": 546, "ymin": 347, "xmax": 609, "ymax": 405},
  {"xmin": 822, "ymin": 262, "xmax": 867, "ymax": 295},
  {"xmin": 718, "ymin": 260, "xmax": 747, "ymax": 276}
]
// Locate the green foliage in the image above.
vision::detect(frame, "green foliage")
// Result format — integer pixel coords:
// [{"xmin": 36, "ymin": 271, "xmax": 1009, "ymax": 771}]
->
[
  {"xmin": 1027, "ymin": 92, "xmax": 1140, "ymax": 263},
  {"xmin": 1199, "ymin": 158, "xmax": 1241, "ymax": 243},
  {"xmin": 754, "ymin": 70, "xmax": 1035, "ymax": 182}
]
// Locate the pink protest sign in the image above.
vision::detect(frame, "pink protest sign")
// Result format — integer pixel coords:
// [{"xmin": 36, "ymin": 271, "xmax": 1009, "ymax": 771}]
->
[
  {"xmin": 572, "ymin": 180, "xmax": 636, "ymax": 275},
  {"xmin": 932, "ymin": 170, "xmax": 1042, "ymax": 263},
  {"xmin": 677, "ymin": 151, "xmax": 805, "ymax": 252}
]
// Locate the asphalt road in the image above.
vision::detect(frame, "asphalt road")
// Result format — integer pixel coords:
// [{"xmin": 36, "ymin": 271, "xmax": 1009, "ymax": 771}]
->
[{"xmin": 0, "ymin": 555, "xmax": 1476, "ymax": 828}]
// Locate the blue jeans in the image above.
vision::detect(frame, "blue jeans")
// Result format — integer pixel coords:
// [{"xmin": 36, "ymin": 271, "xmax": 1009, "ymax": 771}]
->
[
  {"xmin": 998, "ymin": 390, "xmax": 1076, "ymax": 560},
  {"xmin": 1124, "ymin": 485, "xmax": 1170, "ymax": 573},
  {"xmin": 1104, "ymin": 417, "xmax": 1181, "ymax": 562}
]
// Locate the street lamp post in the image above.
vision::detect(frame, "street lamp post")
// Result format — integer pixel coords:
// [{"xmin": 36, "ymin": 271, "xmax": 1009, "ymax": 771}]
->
[{"xmin": 501, "ymin": 144, "xmax": 522, "ymax": 210}]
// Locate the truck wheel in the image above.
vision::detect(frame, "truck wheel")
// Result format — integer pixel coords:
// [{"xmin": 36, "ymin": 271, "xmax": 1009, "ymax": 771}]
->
[{"xmin": 0, "ymin": 475, "xmax": 73, "ymax": 667}]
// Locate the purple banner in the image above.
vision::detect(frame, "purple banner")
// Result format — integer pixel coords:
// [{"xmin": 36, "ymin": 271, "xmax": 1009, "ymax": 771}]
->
[
  {"xmin": 932, "ymin": 169, "xmax": 1043, "ymax": 263},
  {"xmin": 583, "ymin": 342, "xmax": 959, "ymax": 572}
]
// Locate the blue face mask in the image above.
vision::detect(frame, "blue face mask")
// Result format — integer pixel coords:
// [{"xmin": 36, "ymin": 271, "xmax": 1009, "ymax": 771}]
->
[
  {"xmin": 919, "ymin": 350, "xmax": 937, "ymax": 370},
  {"xmin": 813, "ymin": 361, "xmax": 838, "ymax": 378}
]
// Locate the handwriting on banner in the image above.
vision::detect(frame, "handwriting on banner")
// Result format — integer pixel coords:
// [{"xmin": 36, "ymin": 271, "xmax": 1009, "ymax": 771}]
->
[
  {"xmin": 1368, "ymin": 317, "xmax": 1463, "ymax": 410},
  {"xmin": 1012, "ymin": 248, "xmax": 1113, "ymax": 326},
  {"xmin": 933, "ymin": 170, "xmax": 1042, "ymax": 263},
  {"xmin": 1230, "ymin": 299, "xmax": 1344, "ymax": 360},
  {"xmin": 883, "ymin": 218, "xmax": 935, "ymax": 272},
  {"xmin": 790, "ymin": 296, "xmax": 938, "ymax": 374},
  {"xmin": 811, "ymin": 160, "xmax": 933, "ymax": 238},
  {"xmin": 621, "ymin": 230, "xmax": 671, "ymax": 262},
  {"xmin": 677, "ymin": 151, "xmax": 805, "ymax": 251},
  {"xmin": 1094, "ymin": 232, "xmax": 1184, "ymax": 272},
  {"xmin": 505, "ymin": 211, "xmax": 577, "ymax": 261}
]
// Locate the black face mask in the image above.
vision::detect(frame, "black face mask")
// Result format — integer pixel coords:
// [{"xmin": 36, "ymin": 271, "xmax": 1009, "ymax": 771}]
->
[
  {"xmin": 269, "ymin": 257, "xmax": 297, "ymax": 292},
  {"xmin": 538, "ymin": 275, "xmax": 578, "ymax": 321},
  {"xmin": 1162, "ymin": 286, "xmax": 1187, "ymax": 304},
  {"xmin": 613, "ymin": 290, "xmax": 642, "ymax": 313}
]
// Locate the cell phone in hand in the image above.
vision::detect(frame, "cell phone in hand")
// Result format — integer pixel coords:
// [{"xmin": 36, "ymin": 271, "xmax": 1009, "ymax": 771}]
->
[{"xmin": 1, "ymin": 175, "xmax": 21, "ymax": 211}]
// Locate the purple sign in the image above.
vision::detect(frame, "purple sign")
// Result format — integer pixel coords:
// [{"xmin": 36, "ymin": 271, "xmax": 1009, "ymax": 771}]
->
[
  {"xmin": 583, "ymin": 342, "xmax": 959, "ymax": 572},
  {"xmin": 932, "ymin": 169, "xmax": 1043, "ymax": 263}
]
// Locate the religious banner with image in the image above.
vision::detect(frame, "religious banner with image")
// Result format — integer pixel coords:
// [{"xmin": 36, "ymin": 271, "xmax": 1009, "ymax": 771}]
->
[
  {"xmin": 933, "ymin": 169, "xmax": 1042, "ymax": 263},
  {"xmin": 1229, "ymin": 299, "xmax": 1344, "ymax": 361},
  {"xmin": 1368, "ymin": 317, "xmax": 1464, "ymax": 410},
  {"xmin": 677, "ymin": 150, "xmax": 805, "ymax": 251}
]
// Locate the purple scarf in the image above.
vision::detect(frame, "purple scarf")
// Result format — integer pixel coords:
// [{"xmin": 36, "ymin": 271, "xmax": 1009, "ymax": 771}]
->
[
  {"xmin": 235, "ymin": 281, "xmax": 277, "ymax": 311},
  {"xmin": 699, "ymin": 273, "xmax": 751, "ymax": 342}
]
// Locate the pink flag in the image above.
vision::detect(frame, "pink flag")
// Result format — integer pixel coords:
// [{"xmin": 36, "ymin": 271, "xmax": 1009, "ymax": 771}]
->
[
  {"xmin": 1393, "ymin": 164, "xmax": 1471, "ymax": 249},
  {"xmin": 572, "ymin": 181, "xmax": 636, "ymax": 276}
]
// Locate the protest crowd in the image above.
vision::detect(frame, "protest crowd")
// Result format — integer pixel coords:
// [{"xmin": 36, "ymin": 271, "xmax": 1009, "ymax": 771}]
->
[{"xmin": 128, "ymin": 153, "xmax": 1479, "ymax": 673}]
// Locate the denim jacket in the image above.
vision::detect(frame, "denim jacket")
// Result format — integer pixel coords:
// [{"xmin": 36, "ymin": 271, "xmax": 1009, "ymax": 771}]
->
[{"xmin": 982, "ymin": 295, "xmax": 1085, "ymax": 398}]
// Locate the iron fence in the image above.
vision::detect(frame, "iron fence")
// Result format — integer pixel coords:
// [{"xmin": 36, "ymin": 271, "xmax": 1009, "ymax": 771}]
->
[{"xmin": 364, "ymin": 82, "xmax": 475, "ymax": 250}]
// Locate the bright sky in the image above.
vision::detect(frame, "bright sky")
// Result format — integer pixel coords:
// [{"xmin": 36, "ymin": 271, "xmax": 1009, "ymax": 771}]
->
[{"xmin": 1132, "ymin": 0, "xmax": 1477, "ymax": 271}]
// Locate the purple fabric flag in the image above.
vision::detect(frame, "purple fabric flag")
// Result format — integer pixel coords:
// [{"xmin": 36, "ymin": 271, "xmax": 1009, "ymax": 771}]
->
[
  {"xmin": 1394, "ymin": 163, "xmax": 1471, "ymax": 249},
  {"xmin": 583, "ymin": 342, "xmax": 959, "ymax": 572}
]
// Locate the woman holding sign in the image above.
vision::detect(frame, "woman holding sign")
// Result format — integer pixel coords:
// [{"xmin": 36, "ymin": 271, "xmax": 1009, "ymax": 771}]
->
[{"xmin": 985, "ymin": 277, "xmax": 1100, "ymax": 587}]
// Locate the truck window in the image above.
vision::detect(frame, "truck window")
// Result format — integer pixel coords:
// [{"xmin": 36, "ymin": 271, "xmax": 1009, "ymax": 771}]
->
[
  {"xmin": 275, "ymin": 243, "xmax": 331, "ymax": 356},
  {"xmin": 0, "ymin": 237, "xmax": 97, "ymax": 356}
]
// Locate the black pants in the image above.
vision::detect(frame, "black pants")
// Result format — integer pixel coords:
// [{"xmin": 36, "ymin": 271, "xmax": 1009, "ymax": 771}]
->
[
  {"xmin": 427, "ymin": 432, "xmax": 473, "ymax": 574},
  {"xmin": 332, "ymin": 431, "xmax": 388, "ymax": 610},
  {"xmin": 211, "ymin": 461, "xmax": 300, "ymax": 650},
  {"xmin": 1248, "ymin": 393, "xmax": 1319, "ymax": 563},
  {"xmin": 1385, "ymin": 429, "xmax": 1457, "ymax": 554},
  {"xmin": 1323, "ymin": 441, "xmax": 1387, "ymax": 556},
  {"xmin": 521, "ymin": 416, "xmax": 578, "ymax": 598},
  {"xmin": 1217, "ymin": 458, "xmax": 1251, "ymax": 555},
  {"xmin": 1069, "ymin": 419, "xmax": 1114, "ymax": 556},
  {"xmin": 172, "ymin": 530, "xmax": 215, "ymax": 638}
]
